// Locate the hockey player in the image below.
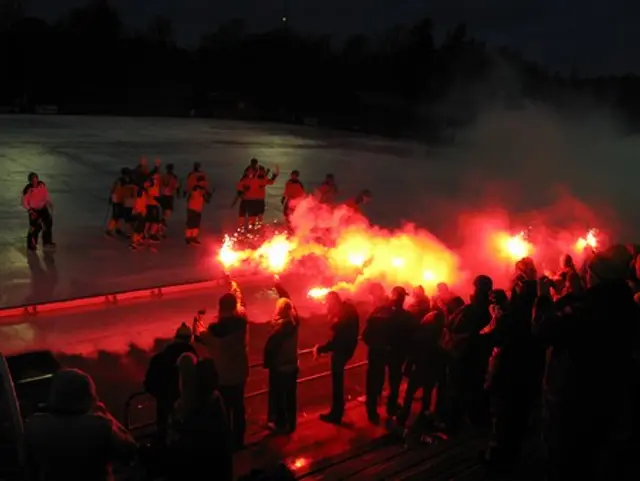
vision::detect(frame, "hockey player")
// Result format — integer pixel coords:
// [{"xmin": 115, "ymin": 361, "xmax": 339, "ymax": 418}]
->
[
  {"xmin": 22, "ymin": 172, "xmax": 56, "ymax": 251},
  {"xmin": 345, "ymin": 189, "xmax": 372, "ymax": 215},
  {"xmin": 244, "ymin": 158, "xmax": 259, "ymax": 177},
  {"xmin": 236, "ymin": 165, "xmax": 278, "ymax": 229},
  {"xmin": 122, "ymin": 175, "xmax": 138, "ymax": 234},
  {"xmin": 145, "ymin": 159, "xmax": 163, "ymax": 242},
  {"xmin": 159, "ymin": 163, "xmax": 180, "ymax": 234},
  {"xmin": 185, "ymin": 175, "xmax": 208, "ymax": 245},
  {"xmin": 315, "ymin": 174, "xmax": 338, "ymax": 204},
  {"xmin": 132, "ymin": 156, "xmax": 151, "ymax": 187},
  {"xmin": 130, "ymin": 186, "xmax": 149, "ymax": 251},
  {"xmin": 106, "ymin": 168, "xmax": 130, "ymax": 238},
  {"xmin": 282, "ymin": 170, "xmax": 305, "ymax": 222},
  {"xmin": 185, "ymin": 162, "xmax": 210, "ymax": 194}
]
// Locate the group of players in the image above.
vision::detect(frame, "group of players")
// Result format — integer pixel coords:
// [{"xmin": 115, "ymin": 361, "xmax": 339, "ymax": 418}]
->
[
  {"xmin": 105, "ymin": 158, "xmax": 212, "ymax": 251},
  {"xmin": 21, "ymin": 158, "xmax": 371, "ymax": 253},
  {"xmin": 106, "ymin": 157, "xmax": 371, "ymax": 252}
]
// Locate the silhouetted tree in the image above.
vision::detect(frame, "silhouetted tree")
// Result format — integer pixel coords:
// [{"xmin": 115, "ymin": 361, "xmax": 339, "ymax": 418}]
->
[
  {"xmin": 147, "ymin": 14, "xmax": 175, "ymax": 46},
  {"xmin": 2, "ymin": 3, "xmax": 639, "ymax": 133}
]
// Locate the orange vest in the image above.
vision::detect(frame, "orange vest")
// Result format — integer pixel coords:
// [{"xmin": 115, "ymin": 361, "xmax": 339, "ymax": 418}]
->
[
  {"xmin": 284, "ymin": 179, "xmax": 305, "ymax": 200},
  {"xmin": 238, "ymin": 176, "xmax": 274, "ymax": 200},
  {"xmin": 123, "ymin": 184, "xmax": 137, "ymax": 207},
  {"xmin": 187, "ymin": 186, "xmax": 206, "ymax": 212},
  {"xmin": 160, "ymin": 173, "xmax": 179, "ymax": 196},
  {"xmin": 111, "ymin": 179, "xmax": 127, "ymax": 204},
  {"xmin": 147, "ymin": 173, "xmax": 161, "ymax": 198},
  {"xmin": 133, "ymin": 192, "xmax": 147, "ymax": 215},
  {"xmin": 187, "ymin": 171, "xmax": 208, "ymax": 192}
]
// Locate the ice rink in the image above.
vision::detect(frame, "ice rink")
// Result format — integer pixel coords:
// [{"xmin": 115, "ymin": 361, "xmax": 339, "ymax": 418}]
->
[
  {"xmin": 0, "ymin": 115, "xmax": 437, "ymax": 308},
  {"xmin": 2, "ymin": 111, "xmax": 639, "ymax": 310}
]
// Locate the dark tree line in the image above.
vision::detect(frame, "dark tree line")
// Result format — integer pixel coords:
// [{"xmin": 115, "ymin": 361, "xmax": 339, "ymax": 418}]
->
[{"xmin": 2, "ymin": 1, "xmax": 640, "ymax": 137}]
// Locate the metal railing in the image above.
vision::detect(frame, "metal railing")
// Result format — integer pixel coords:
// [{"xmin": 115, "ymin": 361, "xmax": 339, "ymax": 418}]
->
[{"xmin": 123, "ymin": 344, "xmax": 368, "ymax": 432}]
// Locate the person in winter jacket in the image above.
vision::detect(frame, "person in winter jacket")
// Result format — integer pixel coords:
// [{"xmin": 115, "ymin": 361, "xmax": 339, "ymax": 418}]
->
[
  {"xmin": 143, "ymin": 323, "xmax": 198, "ymax": 446},
  {"xmin": 263, "ymin": 295, "xmax": 300, "ymax": 433},
  {"xmin": 397, "ymin": 309, "xmax": 446, "ymax": 428},
  {"xmin": 552, "ymin": 253, "xmax": 584, "ymax": 299},
  {"xmin": 533, "ymin": 245, "xmax": 640, "ymax": 481},
  {"xmin": 509, "ymin": 257, "xmax": 545, "ymax": 400},
  {"xmin": 193, "ymin": 282, "xmax": 249, "ymax": 450},
  {"xmin": 24, "ymin": 369, "xmax": 136, "ymax": 481},
  {"xmin": 432, "ymin": 282, "xmax": 459, "ymax": 315},
  {"xmin": 315, "ymin": 291, "xmax": 360, "ymax": 424},
  {"xmin": 362, "ymin": 286, "xmax": 393, "ymax": 423},
  {"xmin": 387, "ymin": 287, "xmax": 417, "ymax": 416},
  {"xmin": 481, "ymin": 289, "xmax": 533, "ymax": 468},
  {"xmin": 406, "ymin": 285, "xmax": 431, "ymax": 321},
  {"xmin": 167, "ymin": 355, "xmax": 232, "ymax": 481},
  {"xmin": 440, "ymin": 274, "xmax": 493, "ymax": 431}
]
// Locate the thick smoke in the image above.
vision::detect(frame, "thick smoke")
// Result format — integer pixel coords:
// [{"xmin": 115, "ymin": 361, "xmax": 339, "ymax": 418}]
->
[{"xmin": 305, "ymin": 56, "xmax": 640, "ymax": 291}]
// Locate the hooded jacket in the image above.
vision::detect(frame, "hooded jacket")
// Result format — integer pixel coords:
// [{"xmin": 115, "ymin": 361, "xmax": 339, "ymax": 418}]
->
[
  {"xmin": 197, "ymin": 314, "xmax": 249, "ymax": 387},
  {"xmin": 263, "ymin": 312, "xmax": 300, "ymax": 372},
  {"xmin": 24, "ymin": 369, "xmax": 136, "ymax": 481}
]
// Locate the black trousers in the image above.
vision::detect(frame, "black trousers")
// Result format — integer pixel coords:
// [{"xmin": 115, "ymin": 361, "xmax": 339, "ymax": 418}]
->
[
  {"xmin": 270, "ymin": 368, "xmax": 298, "ymax": 431},
  {"xmin": 329, "ymin": 356, "xmax": 348, "ymax": 419},
  {"xmin": 396, "ymin": 372, "xmax": 438, "ymax": 427},
  {"xmin": 155, "ymin": 397, "xmax": 175, "ymax": 447},
  {"xmin": 219, "ymin": 384, "xmax": 246, "ymax": 449},
  {"xmin": 366, "ymin": 350, "xmax": 404, "ymax": 417},
  {"xmin": 27, "ymin": 207, "xmax": 53, "ymax": 249},
  {"xmin": 485, "ymin": 394, "xmax": 530, "ymax": 465}
]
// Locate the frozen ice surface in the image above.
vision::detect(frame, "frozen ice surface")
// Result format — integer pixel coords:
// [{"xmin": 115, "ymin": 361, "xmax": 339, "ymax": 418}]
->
[{"xmin": 0, "ymin": 115, "xmax": 436, "ymax": 308}]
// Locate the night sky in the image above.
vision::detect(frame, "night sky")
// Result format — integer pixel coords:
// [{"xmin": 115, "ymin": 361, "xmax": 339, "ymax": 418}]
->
[{"xmin": 27, "ymin": 0, "xmax": 640, "ymax": 76}]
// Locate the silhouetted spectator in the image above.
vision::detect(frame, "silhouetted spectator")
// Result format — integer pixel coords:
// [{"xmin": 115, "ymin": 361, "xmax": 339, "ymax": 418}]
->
[
  {"xmin": 406, "ymin": 285, "xmax": 431, "ymax": 320},
  {"xmin": 397, "ymin": 309, "xmax": 446, "ymax": 429},
  {"xmin": 263, "ymin": 296, "xmax": 300, "ymax": 433},
  {"xmin": 194, "ymin": 284, "xmax": 249, "ymax": 450},
  {"xmin": 167, "ymin": 355, "xmax": 232, "ymax": 481},
  {"xmin": 533, "ymin": 245, "xmax": 640, "ymax": 481},
  {"xmin": 144, "ymin": 322, "xmax": 197, "ymax": 445},
  {"xmin": 315, "ymin": 291, "xmax": 360, "ymax": 424},
  {"xmin": 481, "ymin": 288, "xmax": 533, "ymax": 468},
  {"xmin": 362, "ymin": 286, "xmax": 394, "ymax": 424},
  {"xmin": 432, "ymin": 282, "xmax": 458, "ymax": 314},
  {"xmin": 24, "ymin": 368, "xmax": 136, "ymax": 481},
  {"xmin": 440, "ymin": 275, "xmax": 493, "ymax": 431}
]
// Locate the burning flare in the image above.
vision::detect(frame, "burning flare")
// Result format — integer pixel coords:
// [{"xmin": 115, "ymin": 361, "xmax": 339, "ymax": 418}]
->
[
  {"xmin": 575, "ymin": 229, "xmax": 598, "ymax": 253},
  {"xmin": 495, "ymin": 231, "xmax": 533, "ymax": 261},
  {"xmin": 218, "ymin": 235, "xmax": 249, "ymax": 269}
]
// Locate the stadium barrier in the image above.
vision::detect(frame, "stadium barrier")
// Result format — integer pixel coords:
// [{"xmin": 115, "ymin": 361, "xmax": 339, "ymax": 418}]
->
[
  {"xmin": 0, "ymin": 274, "xmax": 270, "ymax": 319},
  {"xmin": 123, "ymin": 345, "xmax": 368, "ymax": 433}
]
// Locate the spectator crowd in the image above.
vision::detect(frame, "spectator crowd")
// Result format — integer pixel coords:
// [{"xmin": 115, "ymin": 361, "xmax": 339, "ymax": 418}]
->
[{"xmin": 20, "ymin": 245, "xmax": 640, "ymax": 481}]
